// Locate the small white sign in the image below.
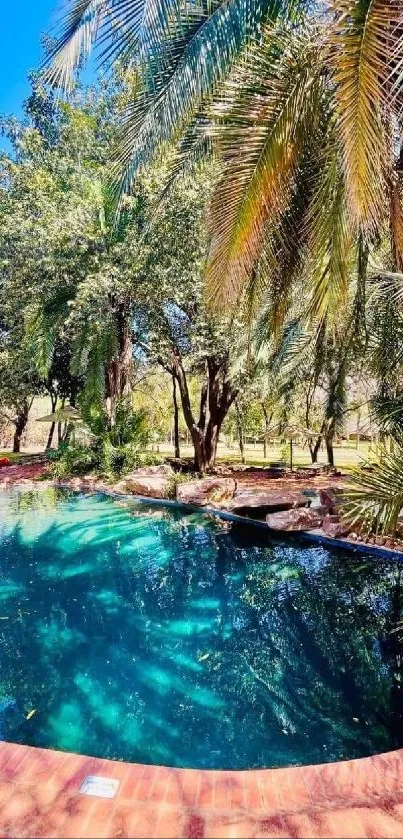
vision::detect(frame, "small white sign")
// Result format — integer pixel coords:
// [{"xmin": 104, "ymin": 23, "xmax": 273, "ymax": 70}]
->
[{"xmin": 79, "ymin": 775, "xmax": 120, "ymax": 799}]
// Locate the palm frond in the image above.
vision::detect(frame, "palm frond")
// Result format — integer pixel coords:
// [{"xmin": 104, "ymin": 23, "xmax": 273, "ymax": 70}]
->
[
  {"xmin": 24, "ymin": 309, "xmax": 57, "ymax": 378},
  {"xmin": 367, "ymin": 272, "xmax": 403, "ymax": 380},
  {"xmin": 269, "ymin": 316, "xmax": 315, "ymax": 377},
  {"xmin": 324, "ymin": 342, "xmax": 348, "ymax": 435},
  {"xmin": 372, "ymin": 392, "xmax": 403, "ymax": 436},
  {"xmin": 43, "ymin": 0, "xmax": 185, "ymax": 88},
  {"xmin": 343, "ymin": 442, "xmax": 403, "ymax": 534},
  {"xmin": 256, "ymin": 147, "xmax": 320, "ymax": 335},
  {"xmin": 390, "ymin": 176, "xmax": 403, "ymax": 271},
  {"xmin": 43, "ymin": 0, "xmax": 108, "ymax": 90},
  {"xmin": 205, "ymin": 25, "xmax": 324, "ymax": 309},
  {"xmin": 116, "ymin": 0, "xmax": 287, "ymax": 194},
  {"xmin": 330, "ymin": 0, "xmax": 401, "ymax": 232},
  {"xmin": 305, "ymin": 143, "xmax": 353, "ymax": 322}
]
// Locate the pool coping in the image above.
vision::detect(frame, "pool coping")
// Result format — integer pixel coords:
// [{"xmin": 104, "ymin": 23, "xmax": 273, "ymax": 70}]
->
[
  {"xmin": 1, "ymin": 739, "xmax": 403, "ymax": 837},
  {"xmin": 3, "ymin": 471, "xmax": 403, "ymax": 561},
  {"xmin": 67, "ymin": 485, "xmax": 403, "ymax": 563}
]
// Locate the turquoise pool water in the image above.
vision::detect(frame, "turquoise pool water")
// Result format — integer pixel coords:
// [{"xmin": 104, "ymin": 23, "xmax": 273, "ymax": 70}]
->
[{"xmin": 1, "ymin": 486, "xmax": 403, "ymax": 770}]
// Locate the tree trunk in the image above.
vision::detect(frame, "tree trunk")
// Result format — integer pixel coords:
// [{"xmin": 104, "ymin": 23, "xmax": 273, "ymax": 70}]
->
[
  {"xmin": 46, "ymin": 393, "xmax": 58, "ymax": 450},
  {"xmin": 235, "ymin": 402, "xmax": 245, "ymax": 464},
  {"xmin": 170, "ymin": 353, "xmax": 236, "ymax": 473},
  {"xmin": 261, "ymin": 402, "xmax": 272, "ymax": 461},
  {"xmin": 172, "ymin": 375, "xmax": 180, "ymax": 459},
  {"xmin": 46, "ymin": 422, "xmax": 56, "ymax": 450},
  {"xmin": 325, "ymin": 434, "xmax": 334, "ymax": 466},
  {"xmin": 310, "ymin": 436, "xmax": 322, "ymax": 463},
  {"xmin": 190, "ymin": 418, "xmax": 222, "ymax": 473},
  {"xmin": 204, "ymin": 417, "xmax": 220, "ymax": 470},
  {"xmin": 105, "ymin": 306, "xmax": 133, "ymax": 427},
  {"xmin": 13, "ymin": 429, "xmax": 22, "ymax": 454},
  {"xmin": 12, "ymin": 403, "xmax": 30, "ymax": 453},
  {"xmin": 192, "ymin": 429, "xmax": 208, "ymax": 473}
]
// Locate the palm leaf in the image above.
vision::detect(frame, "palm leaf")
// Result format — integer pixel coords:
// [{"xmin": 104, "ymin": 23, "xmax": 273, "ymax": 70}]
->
[
  {"xmin": 264, "ymin": 144, "xmax": 322, "ymax": 334},
  {"xmin": 330, "ymin": 0, "xmax": 401, "ymax": 232},
  {"xmin": 343, "ymin": 442, "xmax": 403, "ymax": 534},
  {"xmin": 116, "ymin": 0, "xmax": 288, "ymax": 194},
  {"xmin": 305, "ymin": 142, "xmax": 353, "ymax": 322},
  {"xmin": 204, "ymin": 26, "xmax": 324, "ymax": 309},
  {"xmin": 390, "ymin": 176, "xmax": 403, "ymax": 271},
  {"xmin": 43, "ymin": 0, "xmax": 108, "ymax": 90},
  {"xmin": 43, "ymin": 0, "xmax": 184, "ymax": 88}
]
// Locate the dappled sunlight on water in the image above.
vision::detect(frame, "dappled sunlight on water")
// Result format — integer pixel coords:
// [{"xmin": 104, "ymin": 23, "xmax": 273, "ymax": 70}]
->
[{"xmin": 1, "ymin": 487, "xmax": 403, "ymax": 769}]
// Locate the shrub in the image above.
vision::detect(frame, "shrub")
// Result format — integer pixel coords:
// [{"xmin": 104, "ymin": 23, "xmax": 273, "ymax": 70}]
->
[
  {"xmin": 49, "ymin": 399, "xmax": 159, "ymax": 480},
  {"xmin": 49, "ymin": 443, "xmax": 98, "ymax": 479}
]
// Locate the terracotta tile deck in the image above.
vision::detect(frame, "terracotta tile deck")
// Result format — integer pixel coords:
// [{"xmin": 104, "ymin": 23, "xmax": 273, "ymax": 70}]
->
[{"xmin": 1, "ymin": 743, "xmax": 403, "ymax": 838}]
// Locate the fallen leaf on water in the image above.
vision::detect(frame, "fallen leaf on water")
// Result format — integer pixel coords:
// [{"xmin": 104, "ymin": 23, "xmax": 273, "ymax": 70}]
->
[{"xmin": 26, "ymin": 710, "xmax": 36, "ymax": 720}]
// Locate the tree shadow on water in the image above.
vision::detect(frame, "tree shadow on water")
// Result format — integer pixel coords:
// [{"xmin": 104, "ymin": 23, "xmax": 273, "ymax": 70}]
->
[{"xmin": 1, "ymin": 489, "xmax": 403, "ymax": 770}]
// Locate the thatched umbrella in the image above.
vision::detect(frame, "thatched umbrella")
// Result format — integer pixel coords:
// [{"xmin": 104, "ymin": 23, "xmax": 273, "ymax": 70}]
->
[
  {"xmin": 280, "ymin": 424, "xmax": 321, "ymax": 470},
  {"xmin": 264, "ymin": 424, "xmax": 321, "ymax": 470},
  {"xmin": 36, "ymin": 405, "xmax": 82, "ymax": 447},
  {"xmin": 36, "ymin": 406, "xmax": 82, "ymax": 423}
]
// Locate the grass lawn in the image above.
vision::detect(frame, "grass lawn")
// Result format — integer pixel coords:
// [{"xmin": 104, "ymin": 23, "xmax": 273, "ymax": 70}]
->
[
  {"xmin": 156, "ymin": 440, "xmax": 374, "ymax": 471},
  {"xmin": 1, "ymin": 440, "xmax": 375, "ymax": 473}
]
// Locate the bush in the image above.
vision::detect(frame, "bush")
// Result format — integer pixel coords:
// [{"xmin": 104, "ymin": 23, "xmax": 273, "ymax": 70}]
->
[
  {"xmin": 49, "ymin": 399, "xmax": 160, "ymax": 480},
  {"xmin": 49, "ymin": 443, "xmax": 98, "ymax": 479},
  {"xmin": 166, "ymin": 471, "xmax": 195, "ymax": 499}
]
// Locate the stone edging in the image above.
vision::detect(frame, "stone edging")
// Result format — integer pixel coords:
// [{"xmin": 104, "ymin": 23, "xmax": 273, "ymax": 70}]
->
[
  {"xmin": 56, "ymin": 480, "xmax": 403, "ymax": 562},
  {"xmin": 3, "ymin": 475, "xmax": 403, "ymax": 562}
]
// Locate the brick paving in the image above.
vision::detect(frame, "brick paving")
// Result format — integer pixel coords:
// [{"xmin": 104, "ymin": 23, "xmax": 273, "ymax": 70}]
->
[
  {"xmin": 0, "ymin": 463, "xmax": 48, "ymax": 484},
  {"xmin": 0, "ymin": 742, "xmax": 403, "ymax": 838}
]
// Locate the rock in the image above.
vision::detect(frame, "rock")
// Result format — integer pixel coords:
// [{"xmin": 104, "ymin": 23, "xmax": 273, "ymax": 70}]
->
[
  {"xmin": 226, "ymin": 491, "xmax": 308, "ymax": 516},
  {"xmin": 132, "ymin": 464, "xmax": 172, "ymax": 476},
  {"xmin": 322, "ymin": 514, "xmax": 350, "ymax": 538},
  {"xmin": 319, "ymin": 487, "xmax": 344, "ymax": 514},
  {"xmin": 116, "ymin": 465, "xmax": 173, "ymax": 499},
  {"xmin": 266, "ymin": 507, "xmax": 323, "ymax": 531},
  {"xmin": 121, "ymin": 475, "xmax": 171, "ymax": 499},
  {"xmin": 176, "ymin": 477, "xmax": 236, "ymax": 507},
  {"xmin": 164, "ymin": 457, "xmax": 194, "ymax": 473}
]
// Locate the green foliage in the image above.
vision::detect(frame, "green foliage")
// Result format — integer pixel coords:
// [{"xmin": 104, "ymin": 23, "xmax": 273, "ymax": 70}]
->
[
  {"xmin": 94, "ymin": 401, "xmax": 152, "ymax": 478},
  {"xmin": 49, "ymin": 443, "xmax": 98, "ymax": 479},
  {"xmin": 343, "ymin": 442, "xmax": 403, "ymax": 535}
]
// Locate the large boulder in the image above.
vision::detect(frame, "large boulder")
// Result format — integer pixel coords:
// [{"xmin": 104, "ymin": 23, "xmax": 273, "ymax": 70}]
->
[
  {"xmin": 115, "ymin": 465, "xmax": 173, "ymax": 499},
  {"xmin": 177, "ymin": 477, "xmax": 236, "ymax": 507},
  {"xmin": 226, "ymin": 491, "xmax": 308, "ymax": 516},
  {"xmin": 322, "ymin": 514, "xmax": 350, "ymax": 538},
  {"xmin": 266, "ymin": 507, "xmax": 323, "ymax": 531},
  {"xmin": 319, "ymin": 487, "xmax": 344, "ymax": 514}
]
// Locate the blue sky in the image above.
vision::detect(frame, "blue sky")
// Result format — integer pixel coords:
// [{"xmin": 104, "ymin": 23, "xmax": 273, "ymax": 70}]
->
[{"xmin": 0, "ymin": 0, "xmax": 58, "ymax": 118}]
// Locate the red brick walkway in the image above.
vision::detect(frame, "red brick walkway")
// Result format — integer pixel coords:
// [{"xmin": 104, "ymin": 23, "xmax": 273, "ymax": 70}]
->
[
  {"xmin": 0, "ymin": 463, "xmax": 47, "ymax": 484},
  {"xmin": 1, "ymin": 742, "xmax": 403, "ymax": 838}
]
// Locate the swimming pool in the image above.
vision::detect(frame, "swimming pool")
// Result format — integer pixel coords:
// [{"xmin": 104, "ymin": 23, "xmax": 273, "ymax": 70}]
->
[{"xmin": 1, "ymin": 486, "xmax": 403, "ymax": 770}]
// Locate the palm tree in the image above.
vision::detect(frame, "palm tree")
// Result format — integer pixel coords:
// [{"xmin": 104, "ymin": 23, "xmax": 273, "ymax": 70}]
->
[
  {"xmin": 44, "ymin": 0, "xmax": 403, "ymax": 321},
  {"xmin": 45, "ymin": 0, "xmax": 403, "ymax": 515}
]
